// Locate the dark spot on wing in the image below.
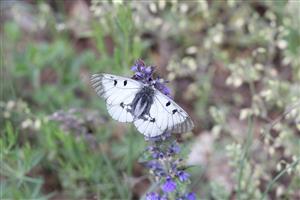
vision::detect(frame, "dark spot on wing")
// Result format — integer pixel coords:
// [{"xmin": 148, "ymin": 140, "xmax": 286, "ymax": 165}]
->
[
  {"xmin": 172, "ymin": 109, "xmax": 177, "ymax": 114},
  {"xmin": 114, "ymin": 80, "xmax": 117, "ymax": 86},
  {"xmin": 120, "ymin": 102, "xmax": 124, "ymax": 108},
  {"xmin": 150, "ymin": 118, "xmax": 155, "ymax": 122},
  {"xmin": 124, "ymin": 80, "xmax": 127, "ymax": 86},
  {"xmin": 166, "ymin": 101, "xmax": 171, "ymax": 106}
]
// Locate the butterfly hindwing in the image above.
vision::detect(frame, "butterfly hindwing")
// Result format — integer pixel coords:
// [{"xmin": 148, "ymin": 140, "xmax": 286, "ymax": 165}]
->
[
  {"xmin": 91, "ymin": 73, "xmax": 141, "ymax": 123},
  {"xmin": 134, "ymin": 90, "xmax": 194, "ymax": 137},
  {"xmin": 133, "ymin": 115, "xmax": 163, "ymax": 138}
]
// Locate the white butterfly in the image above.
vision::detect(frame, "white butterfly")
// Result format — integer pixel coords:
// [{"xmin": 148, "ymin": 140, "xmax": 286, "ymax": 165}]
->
[{"xmin": 91, "ymin": 73, "xmax": 194, "ymax": 138}]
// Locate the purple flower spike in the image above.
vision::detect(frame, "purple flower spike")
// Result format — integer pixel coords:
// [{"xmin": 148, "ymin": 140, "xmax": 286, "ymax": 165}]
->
[
  {"xmin": 177, "ymin": 170, "xmax": 190, "ymax": 182},
  {"xmin": 143, "ymin": 140, "xmax": 194, "ymax": 198},
  {"xmin": 161, "ymin": 177, "xmax": 176, "ymax": 193},
  {"xmin": 146, "ymin": 192, "xmax": 161, "ymax": 200},
  {"xmin": 130, "ymin": 59, "xmax": 172, "ymax": 97}
]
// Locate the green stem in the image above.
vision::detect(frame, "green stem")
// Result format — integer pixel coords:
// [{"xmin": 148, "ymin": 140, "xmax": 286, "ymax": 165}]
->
[
  {"xmin": 260, "ymin": 158, "xmax": 300, "ymax": 200},
  {"xmin": 237, "ymin": 116, "xmax": 254, "ymax": 199}
]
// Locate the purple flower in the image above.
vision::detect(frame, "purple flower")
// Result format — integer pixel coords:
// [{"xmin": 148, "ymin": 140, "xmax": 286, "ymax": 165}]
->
[
  {"xmin": 152, "ymin": 152, "xmax": 160, "ymax": 159},
  {"xmin": 146, "ymin": 192, "xmax": 161, "ymax": 200},
  {"xmin": 145, "ymin": 66, "xmax": 154, "ymax": 75},
  {"xmin": 161, "ymin": 177, "xmax": 176, "ymax": 193},
  {"xmin": 154, "ymin": 79, "xmax": 172, "ymax": 97},
  {"xmin": 146, "ymin": 160, "xmax": 162, "ymax": 170},
  {"xmin": 147, "ymin": 146, "xmax": 162, "ymax": 159},
  {"xmin": 146, "ymin": 160, "xmax": 166, "ymax": 178},
  {"xmin": 168, "ymin": 142, "xmax": 181, "ymax": 155},
  {"xmin": 131, "ymin": 65, "xmax": 138, "ymax": 72},
  {"xmin": 130, "ymin": 59, "xmax": 172, "ymax": 97},
  {"xmin": 131, "ymin": 59, "xmax": 145, "ymax": 72},
  {"xmin": 177, "ymin": 170, "xmax": 190, "ymax": 182},
  {"xmin": 146, "ymin": 146, "xmax": 157, "ymax": 151},
  {"xmin": 185, "ymin": 192, "xmax": 196, "ymax": 200},
  {"xmin": 131, "ymin": 59, "xmax": 154, "ymax": 82},
  {"xmin": 158, "ymin": 152, "xmax": 165, "ymax": 159}
]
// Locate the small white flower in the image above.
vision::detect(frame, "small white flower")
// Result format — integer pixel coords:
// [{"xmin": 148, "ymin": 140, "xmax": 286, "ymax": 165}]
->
[
  {"xmin": 21, "ymin": 119, "xmax": 33, "ymax": 129},
  {"xmin": 277, "ymin": 40, "xmax": 288, "ymax": 49},
  {"xmin": 186, "ymin": 46, "xmax": 198, "ymax": 54},
  {"xmin": 7, "ymin": 100, "xmax": 15, "ymax": 110}
]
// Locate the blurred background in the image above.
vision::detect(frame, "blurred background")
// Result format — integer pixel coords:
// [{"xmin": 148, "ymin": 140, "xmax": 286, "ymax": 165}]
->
[{"xmin": 1, "ymin": 0, "xmax": 300, "ymax": 199}]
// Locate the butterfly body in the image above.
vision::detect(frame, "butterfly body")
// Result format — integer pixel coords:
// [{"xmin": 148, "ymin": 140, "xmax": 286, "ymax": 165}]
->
[
  {"xmin": 131, "ymin": 86, "xmax": 155, "ymax": 119},
  {"xmin": 91, "ymin": 73, "xmax": 194, "ymax": 138}
]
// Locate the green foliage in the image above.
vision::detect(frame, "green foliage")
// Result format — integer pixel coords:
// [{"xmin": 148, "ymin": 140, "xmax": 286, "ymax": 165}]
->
[
  {"xmin": 209, "ymin": 181, "xmax": 230, "ymax": 200},
  {"xmin": 1, "ymin": 102, "xmax": 144, "ymax": 199},
  {"xmin": 0, "ymin": 123, "xmax": 45, "ymax": 200},
  {"xmin": 92, "ymin": 5, "xmax": 145, "ymax": 74}
]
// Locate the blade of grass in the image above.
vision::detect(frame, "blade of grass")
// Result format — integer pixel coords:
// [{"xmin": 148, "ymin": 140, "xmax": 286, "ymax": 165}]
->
[
  {"xmin": 126, "ymin": 129, "xmax": 135, "ymax": 199},
  {"xmin": 260, "ymin": 158, "xmax": 300, "ymax": 200},
  {"xmin": 237, "ymin": 116, "xmax": 254, "ymax": 199}
]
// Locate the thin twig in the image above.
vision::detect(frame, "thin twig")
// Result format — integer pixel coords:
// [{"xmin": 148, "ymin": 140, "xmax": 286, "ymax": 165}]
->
[{"xmin": 261, "ymin": 101, "xmax": 300, "ymax": 140}]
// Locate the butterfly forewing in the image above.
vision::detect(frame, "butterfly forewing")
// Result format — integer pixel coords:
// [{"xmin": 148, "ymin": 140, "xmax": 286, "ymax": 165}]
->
[
  {"xmin": 152, "ymin": 91, "xmax": 194, "ymax": 133},
  {"xmin": 91, "ymin": 74, "xmax": 141, "ymax": 123}
]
